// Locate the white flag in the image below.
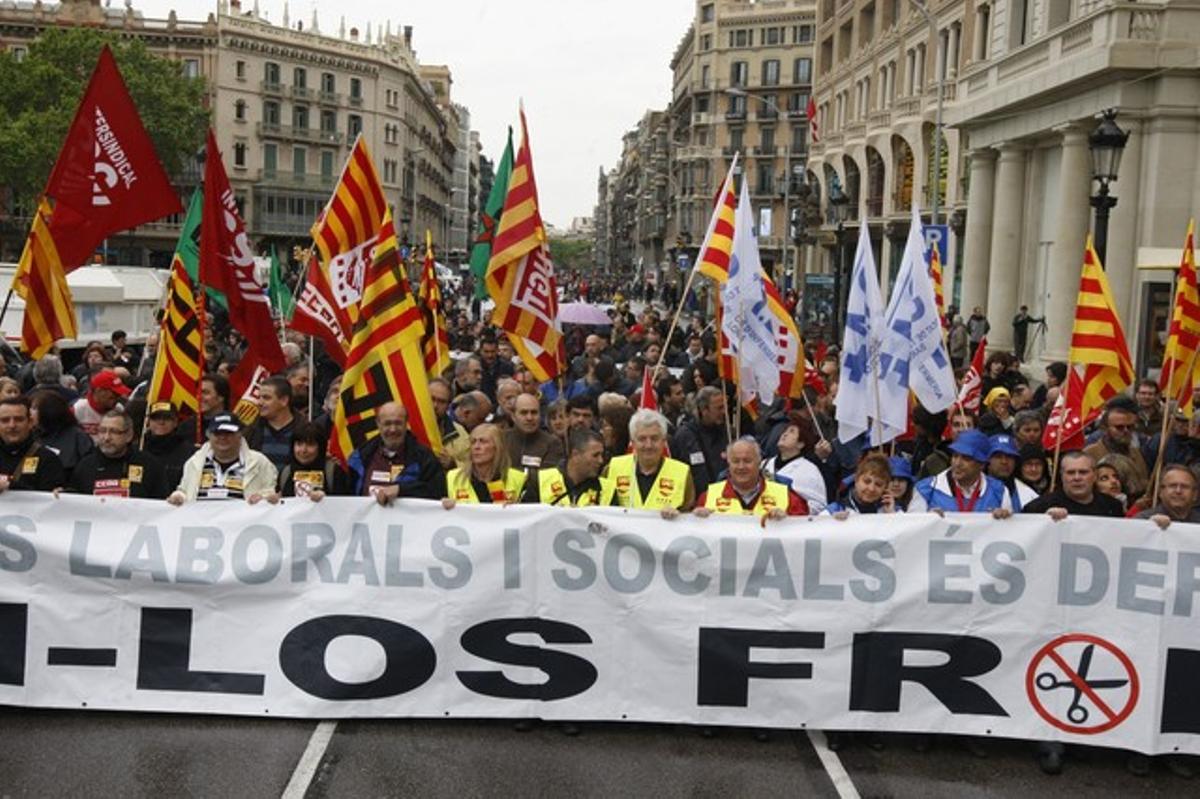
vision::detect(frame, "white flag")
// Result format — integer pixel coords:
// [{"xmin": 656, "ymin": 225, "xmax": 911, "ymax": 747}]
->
[
  {"xmin": 878, "ymin": 207, "xmax": 958, "ymax": 435},
  {"xmin": 836, "ymin": 220, "xmax": 885, "ymax": 444},
  {"xmin": 721, "ymin": 179, "xmax": 779, "ymax": 405}
]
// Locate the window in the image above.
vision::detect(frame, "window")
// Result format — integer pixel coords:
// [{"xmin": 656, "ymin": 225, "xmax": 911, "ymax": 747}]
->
[
  {"xmin": 730, "ymin": 60, "xmax": 748, "ymax": 87},
  {"xmin": 700, "ymin": 34, "xmax": 712, "ymax": 51},
  {"xmin": 264, "ymin": 62, "xmax": 280, "ymax": 85},
  {"xmin": 10, "ymin": 46, "xmax": 26, "ymax": 62},
  {"xmin": 976, "ymin": 5, "xmax": 991, "ymax": 59},
  {"xmin": 321, "ymin": 72, "xmax": 335, "ymax": 93},
  {"xmin": 182, "ymin": 59, "xmax": 200, "ymax": 79},
  {"xmin": 293, "ymin": 105, "xmax": 309, "ymax": 130},
  {"xmin": 764, "ymin": 27, "xmax": 782, "ymax": 46},
  {"xmin": 235, "ymin": 100, "xmax": 246, "ymax": 121},
  {"xmin": 729, "ymin": 128, "xmax": 744, "ymax": 152},
  {"xmin": 762, "ymin": 59, "xmax": 780, "ymax": 86},
  {"xmin": 696, "ymin": 95, "xmax": 710, "ymax": 113},
  {"xmin": 796, "ymin": 25, "xmax": 814, "ymax": 43},
  {"xmin": 350, "ymin": 77, "xmax": 362, "ymax": 100},
  {"xmin": 701, "ymin": 64, "xmax": 710, "ymax": 88},
  {"xmin": 293, "ymin": 146, "xmax": 306, "ymax": 175},
  {"xmin": 760, "ymin": 127, "xmax": 775, "ymax": 151},
  {"xmin": 320, "ymin": 110, "xmax": 336, "ymax": 133},
  {"xmin": 233, "ymin": 142, "xmax": 246, "ymax": 168},
  {"xmin": 701, "ymin": 3, "xmax": 714, "ymax": 22},
  {"xmin": 293, "ymin": 67, "xmax": 307, "ymax": 89},
  {"xmin": 235, "ymin": 60, "xmax": 246, "ymax": 80},
  {"xmin": 263, "ymin": 143, "xmax": 277, "ymax": 176},
  {"xmin": 756, "ymin": 164, "xmax": 773, "ymax": 195},
  {"xmin": 793, "ymin": 58, "xmax": 812, "ymax": 84},
  {"xmin": 321, "ymin": 151, "xmax": 335, "ymax": 179},
  {"xmin": 728, "ymin": 94, "xmax": 747, "ymax": 116},
  {"xmin": 262, "ymin": 101, "xmax": 280, "ymax": 125},
  {"xmin": 792, "ymin": 124, "xmax": 807, "ymax": 151},
  {"xmin": 731, "ymin": 29, "xmax": 750, "ymax": 48},
  {"xmin": 348, "ymin": 114, "xmax": 363, "ymax": 138}
]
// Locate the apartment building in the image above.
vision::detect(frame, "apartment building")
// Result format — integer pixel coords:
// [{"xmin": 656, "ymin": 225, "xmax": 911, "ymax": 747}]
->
[{"xmin": 667, "ymin": 0, "xmax": 818, "ymax": 288}]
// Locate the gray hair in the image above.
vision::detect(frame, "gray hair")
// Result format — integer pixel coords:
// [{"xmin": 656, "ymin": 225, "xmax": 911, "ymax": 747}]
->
[
  {"xmin": 454, "ymin": 355, "xmax": 481, "ymax": 378},
  {"xmin": 33, "ymin": 354, "xmax": 63, "ymax": 385},
  {"xmin": 695, "ymin": 385, "xmax": 723, "ymax": 411},
  {"xmin": 628, "ymin": 408, "xmax": 669, "ymax": 440},
  {"xmin": 727, "ymin": 436, "xmax": 761, "ymax": 460}
]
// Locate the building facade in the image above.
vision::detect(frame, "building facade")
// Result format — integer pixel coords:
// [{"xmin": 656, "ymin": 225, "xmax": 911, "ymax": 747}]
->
[{"xmin": 667, "ymin": 0, "xmax": 818, "ymax": 289}]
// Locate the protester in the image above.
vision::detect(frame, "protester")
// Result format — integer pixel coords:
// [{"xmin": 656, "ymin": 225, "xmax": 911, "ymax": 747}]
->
[
  {"xmin": 760, "ymin": 415, "xmax": 829, "ymax": 514},
  {"xmin": 30, "ymin": 389, "xmax": 94, "ymax": 484},
  {"xmin": 1094, "ymin": 457, "xmax": 1131, "ymax": 512},
  {"xmin": 828, "ymin": 454, "xmax": 897, "ymax": 516},
  {"xmin": 1018, "ymin": 444, "xmax": 1051, "ymax": 495},
  {"xmin": 0, "ymin": 397, "xmax": 66, "ymax": 493},
  {"xmin": 168, "ymin": 413, "xmax": 277, "ymax": 504},
  {"xmin": 672, "ymin": 385, "xmax": 729, "ymax": 497},
  {"xmin": 141, "ymin": 402, "xmax": 198, "ymax": 492},
  {"xmin": 453, "ymin": 391, "xmax": 492, "ymax": 433},
  {"xmin": 694, "ymin": 438, "xmax": 807, "ymax": 518},
  {"xmin": 908, "ymin": 430, "xmax": 1013, "ymax": 516},
  {"xmin": 977, "ymin": 387, "xmax": 1013, "ymax": 434},
  {"xmin": 274, "ymin": 420, "xmax": 351, "ymax": 500},
  {"xmin": 68, "ymin": 410, "xmax": 167, "ymax": 499},
  {"xmin": 493, "ymin": 378, "xmax": 521, "ymax": 428},
  {"xmin": 887, "ymin": 456, "xmax": 915, "ymax": 511},
  {"xmin": 429, "ymin": 377, "xmax": 469, "ymax": 470},
  {"xmin": 1137, "ymin": 464, "xmax": 1200, "ymax": 527},
  {"xmin": 986, "ymin": 434, "xmax": 1039, "ymax": 511},
  {"xmin": 443, "ymin": 423, "xmax": 526, "ymax": 506},
  {"xmin": 1133, "ymin": 378, "xmax": 1163, "ymax": 437},
  {"xmin": 247, "ymin": 376, "xmax": 296, "ymax": 469},
  {"xmin": 72, "ymin": 370, "xmax": 130, "ymax": 443},
  {"xmin": 1083, "ymin": 396, "xmax": 1149, "ymax": 500},
  {"xmin": 605, "ymin": 409, "xmax": 694, "ymax": 516},
  {"xmin": 522, "ymin": 428, "xmax": 615, "ymax": 506},
  {"xmin": 346, "ymin": 402, "xmax": 445, "ymax": 504}
]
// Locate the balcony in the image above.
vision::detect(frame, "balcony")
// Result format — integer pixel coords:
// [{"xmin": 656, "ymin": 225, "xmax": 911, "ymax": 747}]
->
[
  {"xmin": 348, "ymin": 94, "xmax": 363, "ymax": 107},
  {"xmin": 256, "ymin": 169, "xmax": 338, "ymax": 191},
  {"xmin": 316, "ymin": 129, "xmax": 344, "ymax": 145},
  {"xmin": 755, "ymin": 106, "xmax": 779, "ymax": 121},
  {"xmin": 724, "ymin": 110, "xmax": 747, "ymax": 122},
  {"xmin": 892, "ymin": 97, "xmax": 921, "ymax": 117},
  {"xmin": 291, "ymin": 85, "xmax": 313, "ymax": 100},
  {"xmin": 843, "ymin": 122, "xmax": 866, "ymax": 140},
  {"xmin": 260, "ymin": 81, "xmax": 283, "ymax": 96},
  {"xmin": 722, "ymin": 146, "xmax": 741, "ymax": 157},
  {"xmin": 256, "ymin": 122, "xmax": 320, "ymax": 142},
  {"xmin": 693, "ymin": 112, "xmax": 712, "ymax": 125},
  {"xmin": 318, "ymin": 91, "xmax": 341, "ymax": 106},
  {"xmin": 868, "ymin": 110, "xmax": 893, "ymax": 128},
  {"xmin": 756, "ymin": 145, "xmax": 778, "ymax": 156}
]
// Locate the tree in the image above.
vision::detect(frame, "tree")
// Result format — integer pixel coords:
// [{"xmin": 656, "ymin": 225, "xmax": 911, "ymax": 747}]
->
[
  {"xmin": 0, "ymin": 27, "xmax": 209, "ymax": 211},
  {"xmin": 548, "ymin": 237, "xmax": 593, "ymax": 274}
]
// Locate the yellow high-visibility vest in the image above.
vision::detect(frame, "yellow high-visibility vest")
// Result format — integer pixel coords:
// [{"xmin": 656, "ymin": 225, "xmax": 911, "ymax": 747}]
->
[
  {"xmin": 703, "ymin": 479, "xmax": 792, "ymax": 516},
  {"xmin": 607, "ymin": 454, "xmax": 690, "ymax": 509},
  {"xmin": 536, "ymin": 467, "xmax": 616, "ymax": 507},
  {"xmin": 446, "ymin": 467, "xmax": 527, "ymax": 504}
]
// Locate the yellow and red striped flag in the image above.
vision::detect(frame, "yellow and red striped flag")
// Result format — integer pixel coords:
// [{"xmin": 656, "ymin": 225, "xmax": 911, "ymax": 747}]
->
[
  {"xmin": 694, "ymin": 155, "xmax": 739, "ymax": 284},
  {"xmin": 418, "ymin": 230, "xmax": 451, "ymax": 380},
  {"xmin": 13, "ymin": 200, "xmax": 77, "ymax": 358},
  {"xmin": 311, "ymin": 135, "xmax": 389, "ymax": 331},
  {"xmin": 1159, "ymin": 220, "xmax": 1200, "ymax": 408},
  {"xmin": 763, "ymin": 273, "xmax": 805, "ymax": 399},
  {"xmin": 330, "ymin": 208, "xmax": 442, "ymax": 464},
  {"xmin": 485, "ymin": 109, "xmax": 563, "ymax": 382},
  {"xmin": 929, "ymin": 244, "xmax": 947, "ymax": 328},
  {"xmin": 146, "ymin": 251, "xmax": 202, "ymax": 418},
  {"xmin": 1069, "ymin": 237, "xmax": 1134, "ymax": 421}
]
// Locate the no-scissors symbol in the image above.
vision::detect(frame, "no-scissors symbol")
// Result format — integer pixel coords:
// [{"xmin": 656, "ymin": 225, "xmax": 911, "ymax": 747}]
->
[{"xmin": 1025, "ymin": 633, "xmax": 1140, "ymax": 734}]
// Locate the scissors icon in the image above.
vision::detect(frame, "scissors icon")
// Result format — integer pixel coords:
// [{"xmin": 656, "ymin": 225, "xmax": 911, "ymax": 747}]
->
[{"xmin": 1036, "ymin": 644, "xmax": 1129, "ymax": 724}]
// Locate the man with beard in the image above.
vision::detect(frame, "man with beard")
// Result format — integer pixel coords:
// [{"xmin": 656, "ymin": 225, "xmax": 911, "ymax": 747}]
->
[
  {"xmin": 1083, "ymin": 396, "xmax": 1149, "ymax": 500},
  {"xmin": 68, "ymin": 411, "xmax": 168, "ymax": 498}
]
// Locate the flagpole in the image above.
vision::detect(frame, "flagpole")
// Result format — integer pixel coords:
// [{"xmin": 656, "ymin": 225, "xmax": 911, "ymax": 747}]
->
[
  {"xmin": 800, "ymin": 388, "xmax": 827, "ymax": 442},
  {"xmin": 137, "ymin": 271, "xmax": 176, "ymax": 449},
  {"xmin": 1149, "ymin": 344, "xmax": 1200, "ymax": 506},
  {"xmin": 1050, "ymin": 364, "xmax": 1069, "ymax": 490},
  {"xmin": 194, "ymin": 272, "xmax": 207, "ymax": 448},
  {"xmin": 307, "ymin": 335, "xmax": 315, "ymax": 421},
  {"xmin": 654, "ymin": 267, "xmax": 703, "ymax": 378}
]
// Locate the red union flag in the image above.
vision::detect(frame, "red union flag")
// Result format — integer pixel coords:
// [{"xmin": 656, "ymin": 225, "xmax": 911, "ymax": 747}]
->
[
  {"xmin": 958, "ymin": 337, "xmax": 987, "ymax": 413},
  {"xmin": 289, "ymin": 250, "xmax": 352, "ymax": 366},
  {"xmin": 45, "ymin": 45, "xmax": 182, "ymax": 269},
  {"xmin": 1043, "ymin": 367, "xmax": 1090, "ymax": 451},
  {"xmin": 199, "ymin": 129, "xmax": 284, "ymax": 404}
]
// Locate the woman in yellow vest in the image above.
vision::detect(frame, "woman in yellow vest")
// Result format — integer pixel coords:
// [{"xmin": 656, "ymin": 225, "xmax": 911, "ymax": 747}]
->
[
  {"xmin": 694, "ymin": 438, "xmax": 808, "ymax": 520},
  {"xmin": 605, "ymin": 408, "xmax": 695, "ymax": 518},
  {"xmin": 442, "ymin": 423, "xmax": 526, "ymax": 508}
]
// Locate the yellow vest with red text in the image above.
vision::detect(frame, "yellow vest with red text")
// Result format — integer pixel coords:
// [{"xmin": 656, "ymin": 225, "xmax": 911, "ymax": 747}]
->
[
  {"xmin": 703, "ymin": 479, "xmax": 792, "ymax": 516},
  {"xmin": 446, "ymin": 468, "xmax": 526, "ymax": 504},
  {"xmin": 536, "ymin": 468, "xmax": 616, "ymax": 507},
  {"xmin": 607, "ymin": 454, "xmax": 689, "ymax": 509}
]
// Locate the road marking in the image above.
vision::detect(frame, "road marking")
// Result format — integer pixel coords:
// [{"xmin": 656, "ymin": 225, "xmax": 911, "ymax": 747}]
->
[
  {"xmin": 806, "ymin": 730, "xmax": 861, "ymax": 799},
  {"xmin": 281, "ymin": 720, "xmax": 338, "ymax": 799}
]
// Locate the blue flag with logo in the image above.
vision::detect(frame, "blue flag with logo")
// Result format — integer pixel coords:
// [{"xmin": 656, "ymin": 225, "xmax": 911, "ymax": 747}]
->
[{"xmin": 837, "ymin": 221, "xmax": 885, "ymax": 444}]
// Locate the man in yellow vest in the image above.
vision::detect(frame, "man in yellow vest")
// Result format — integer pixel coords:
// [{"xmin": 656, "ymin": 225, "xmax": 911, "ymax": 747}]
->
[
  {"xmin": 605, "ymin": 408, "xmax": 694, "ymax": 518},
  {"xmin": 523, "ymin": 428, "xmax": 616, "ymax": 507},
  {"xmin": 694, "ymin": 438, "xmax": 808, "ymax": 519}
]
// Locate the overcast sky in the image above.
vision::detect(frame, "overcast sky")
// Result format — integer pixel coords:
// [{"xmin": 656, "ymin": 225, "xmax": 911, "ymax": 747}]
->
[{"xmin": 136, "ymin": 0, "xmax": 695, "ymax": 228}]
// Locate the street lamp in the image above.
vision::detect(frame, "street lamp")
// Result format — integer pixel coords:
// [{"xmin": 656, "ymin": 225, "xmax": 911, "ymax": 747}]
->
[
  {"xmin": 1087, "ymin": 109, "xmax": 1129, "ymax": 269},
  {"xmin": 725, "ymin": 88, "xmax": 794, "ymax": 286},
  {"xmin": 906, "ymin": 0, "xmax": 946, "ymax": 226},
  {"xmin": 829, "ymin": 179, "xmax": 850, "ymax": 336}
]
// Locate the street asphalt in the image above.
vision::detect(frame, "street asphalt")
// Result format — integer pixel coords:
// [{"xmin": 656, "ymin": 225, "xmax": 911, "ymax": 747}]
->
[{"xmin": 1, "ymin": 708, "xmax": 1193, "ymax": 798}]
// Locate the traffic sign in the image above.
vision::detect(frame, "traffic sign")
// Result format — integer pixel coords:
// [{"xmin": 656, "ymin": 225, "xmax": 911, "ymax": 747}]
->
[
  {"xmin": 1025, "ymin": 633, "xmax": 1139, "ymax": 735},
  {"xmin": 924, "ymin": 224, "xmax": 948, "ymax": 263}
]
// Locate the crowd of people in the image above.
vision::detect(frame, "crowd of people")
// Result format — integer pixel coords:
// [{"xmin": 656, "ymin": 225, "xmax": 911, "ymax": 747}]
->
[{"xmin": 0, "ymin": 287, "xmax": 1195, "ymax": 777}]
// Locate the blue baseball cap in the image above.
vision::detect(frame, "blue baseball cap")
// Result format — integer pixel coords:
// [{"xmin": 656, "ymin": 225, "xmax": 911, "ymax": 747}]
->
[
  {"xmin": 988, "ymin": 434, "xmax": 1020, "ymax": 459},
  {"xmin": 888, "ymin": 456, "xmax": 914, "ymax": 482},
  {"xmin": 948, "ymin": 429, "xmax": 991, "ymax": 462}
]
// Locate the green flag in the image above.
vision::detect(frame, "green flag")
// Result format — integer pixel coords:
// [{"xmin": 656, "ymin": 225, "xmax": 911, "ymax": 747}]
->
[
  {"xmin": 268, "ymin": 245, "xmax": 294, "ymax": 321},
  {"xmin": 176, "ymin": 188, "xmax": 227, "ymax": 311},
  {"xmin": 468, "ymin": 127, "xmax": 514, "ymax": 300}
]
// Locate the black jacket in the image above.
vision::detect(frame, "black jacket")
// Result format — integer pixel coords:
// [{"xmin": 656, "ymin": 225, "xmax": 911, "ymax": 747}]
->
[
  {"xmin": 142, "ymin": 429, "xmax": 198, "ymax": 492},
  {"xmin": 68, "ymin": 449, "xmax": 169, "ymax": 499},
  {"xmin": 0, "ymin": 437, "xmax": 66, "ymax": 491},
  {"xmin": 671, "ymin": 418, "xmax": 729, "ymax": 496}
]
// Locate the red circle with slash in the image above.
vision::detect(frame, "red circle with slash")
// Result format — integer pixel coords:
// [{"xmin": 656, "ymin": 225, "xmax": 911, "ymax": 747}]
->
[{"xmin": 1025, "ymin": 633, "xmax": 1140, "ymax": 734}]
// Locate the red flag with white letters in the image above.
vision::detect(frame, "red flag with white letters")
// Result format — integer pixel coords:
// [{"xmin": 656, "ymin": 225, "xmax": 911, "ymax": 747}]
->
[{"xmin": 1043, "ymin": 367, "xmax": 1091, "ymax": 451}]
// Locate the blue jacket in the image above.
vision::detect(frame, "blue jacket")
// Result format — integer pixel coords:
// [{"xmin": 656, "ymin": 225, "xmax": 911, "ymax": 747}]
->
[
  {"xmin": 347, "ymin": 434, "xmax": 445, "ymax": 499},
  {"xmin": 909, "ymin": 472, "xmax": 1011, "ymax": 513}
]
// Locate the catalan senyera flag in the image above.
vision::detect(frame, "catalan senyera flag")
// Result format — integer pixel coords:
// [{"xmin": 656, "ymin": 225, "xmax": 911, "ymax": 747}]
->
[
  {"xmin": 331, "ymin": 208, "xmax": 442, "ymax": 465},
  {"xmin": 146, "ymin": 249, "xmax": 202, "ymax": 418},
  {"xmin": 1159, "ymin": 220, "xmax": 1200, "ymax": 408},
  {"xmin": 1069, "ymin": 237, "xmax": 1134, "ymax": 422},
  {"xmin": 929, "ymin": 244, "xmax": 947, "ymax": 328},
  {"xmin": 764, "ymin": 273, "xmax": 805, "ymax": 399},
  {"xmin": 13, "ymin": 200, "xmax": 77, "ymax": 358},
  {"xmin": 485, "ymin": 109, "xmax": 563, "ymax": 382},
  {"xmin": 311, "ymin": 135, "xmax": 389, "ymax": 330},
  {"xmin": 694, "ymin": 155, "xmax": 739, "ymax": 284},
  {"xmin": 418, "ymin": 230, "xmax": 451, "ymax": 380}
]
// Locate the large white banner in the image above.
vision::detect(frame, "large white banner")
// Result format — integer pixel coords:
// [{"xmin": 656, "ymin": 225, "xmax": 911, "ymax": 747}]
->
[{"xmin": 1, "ymin": 495, "xmax": 1199, "ymax": 754}]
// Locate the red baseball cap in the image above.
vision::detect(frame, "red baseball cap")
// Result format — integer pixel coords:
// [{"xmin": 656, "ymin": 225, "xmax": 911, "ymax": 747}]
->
[{"xmin": 90, "ymin": 370, "xmax": 131, "ymax": 397}]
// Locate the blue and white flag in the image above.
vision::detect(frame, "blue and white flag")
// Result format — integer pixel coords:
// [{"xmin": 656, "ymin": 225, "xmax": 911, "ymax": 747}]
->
[
  {"xmin": 878, "ymin": 206, "xmax": 958, "ymax": 433},
  {"xmin": 721, "ymin": 179, "xmax": 779, "ymax": 404},
  {"xmin": 837, "ymin": 220, "xmax": 885, "ymax": 444}
]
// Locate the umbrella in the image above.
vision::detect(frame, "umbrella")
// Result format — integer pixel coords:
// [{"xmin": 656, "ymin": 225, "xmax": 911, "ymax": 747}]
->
[{"xmin": 559, "ymin": 302, "xmax": 613, "ymax": 326}]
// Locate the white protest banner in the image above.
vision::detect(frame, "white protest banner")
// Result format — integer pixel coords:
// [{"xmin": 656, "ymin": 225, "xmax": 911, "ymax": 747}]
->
[{"xmin": 1, "ymin": 495, "xmax": 1198, "ymax": 755}]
